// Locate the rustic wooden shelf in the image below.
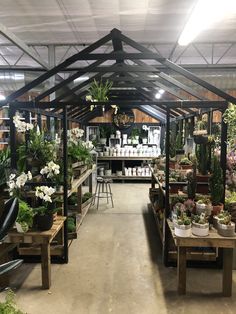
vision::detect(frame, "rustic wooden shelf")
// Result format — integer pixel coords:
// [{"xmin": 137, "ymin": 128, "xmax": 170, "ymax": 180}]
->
[
  {"xmin": 100, "ymin": 175, "xmax": 150, "ymax": 180},
  {"xmin": 98, "ymin": 156, "xmax": 156, "ymax": 161}
]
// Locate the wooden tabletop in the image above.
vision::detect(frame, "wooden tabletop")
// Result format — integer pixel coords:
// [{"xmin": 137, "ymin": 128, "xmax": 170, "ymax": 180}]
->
[
  {"xmin": 167, "ymin": 219, "xmax": 236, "ymax": 248},
  {"xmin": 4, "ymin": 216, "xmax": 66, "ymax": 244}
]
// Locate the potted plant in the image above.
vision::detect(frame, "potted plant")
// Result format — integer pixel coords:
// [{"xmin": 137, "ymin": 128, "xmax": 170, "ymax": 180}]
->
[
  {"xmin": 217, "ymin": 211, "xmax": 235, "ymax": 237},
  {"xmin": 172, "ymin": 201, "xmax": 186, "ymax": 223},
  {"xmin": 192, "ymin": 212, "xmax": 209, "ymax": 237},
  {"xmin": 141, "ymin": 125, "xmax": 148, "ymax": 144},
  {"xmin": 184, "ymin": 199, "xmax": 195, "ymax": 216},
  {"xmin": 34, "ymin": 186, "xmax": 59, "ymax": 231},
  {"xmin": 193, "ymin": 119, "xmax": 208, "ymax": 144},
  {"xmin": 131, "ymin": 127, "xmax": 140, "ymax": 144},
  {"xmin": 174, "ymin": 212, "xmax": 191, "ymax": 237},
  {"xmin": 15, "ymin": 200, "xmax": 34, "ymax": 233},
  {"xmin": 99, "ymin": 125, "xmax": 110, "ymax": 145},
  {"xmin": 209, "ymin": 156, "xmax": 224, "ymax": 215},
  {"xmin": 187, "ymin": 167, "xmax": 196, "ymax": 199},
  {"xmin": 179, "ymin": 157, "xmax": 192, "ymax": 170}
]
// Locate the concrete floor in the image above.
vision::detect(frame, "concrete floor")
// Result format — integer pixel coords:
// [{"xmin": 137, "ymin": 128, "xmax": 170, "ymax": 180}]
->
[{"xmin": 2, "ymin": 183, "xmax": 236, "ymax": 313}]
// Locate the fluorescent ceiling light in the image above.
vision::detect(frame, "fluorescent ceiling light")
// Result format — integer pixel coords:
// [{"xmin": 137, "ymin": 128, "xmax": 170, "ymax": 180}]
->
[
  {"xmin": 148, "ymin": 74, "xmax": 159, "ymax": 78},
  {"xmin": 155, "ymin": 93, "xmax": 161, "ymax": 99},
  {"xmin": 74, "ymin": 76, "xmax": 89, "ymax": 83},
  {"xmin": 0, "ymin": 94, "xmax": 6, "ymax": 100},
  {"xmin": 159, "ymin": 89, "xmax": 165, "ymax": 95},
  {"xmin": 178, "ymin": 0, "xmax": 236, "ymax": 46}
]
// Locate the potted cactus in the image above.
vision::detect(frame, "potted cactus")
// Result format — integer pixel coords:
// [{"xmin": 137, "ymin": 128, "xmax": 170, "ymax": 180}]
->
[
  {"xmin": 174, "ymin": 212, "xmax": 191, "ymax": 237},
  {"xmin": 209, "ymin": 156, "xmax": 224, "ymax": 215},
  {"xmin": 192, "ymin": 212, "xmax": 209, "ymax": 237},
  {"xmin": 217, "ymin": 211, "xmax": 235, "ymax": 237}
]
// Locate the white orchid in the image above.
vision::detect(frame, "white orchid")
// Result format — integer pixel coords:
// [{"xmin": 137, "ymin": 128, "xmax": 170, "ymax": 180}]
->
[
  {"xmin": 35, "ymin": 186, "xmax": 56, "ymax": 203},
  {"xmin": 81, "ymin": 140, "xmax": 94, "ymax": 150},
  {"xmin": 7, "ymin": 171, "xmax": 32, "ymax": 196},
  {"xmin": 68, "ymin": 127, "xmax": 84, "ymax": 144},
  {"xmin": 13, "ymin": 113, "xmax": 34, "ymax": 133},
  {"xmin": 40, "ymin": 161, "xmax": 60, "ymax": 178}
]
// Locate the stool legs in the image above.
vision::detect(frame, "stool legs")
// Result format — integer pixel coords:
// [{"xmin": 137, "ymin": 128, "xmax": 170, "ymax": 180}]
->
[
  {"xmin": 97, "ymin": 182, "xmax": 102, "ymax": 210},
  {"xmin": 105, "ymin": 182, "xmax": 109, "ymax": 204},
  {"xmin": 108, "ymin": 183, "xmax": 114, "ymax": 208},
  {"xmin": 92, "ymin": 181, "xmax": 98, "ymax": 205}
]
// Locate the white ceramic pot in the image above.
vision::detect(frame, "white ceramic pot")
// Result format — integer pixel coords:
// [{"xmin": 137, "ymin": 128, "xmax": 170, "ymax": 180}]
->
[
  {"xmin": 142, "ymin": 138, "xmax": 148, "ymax": 144},
  {"xmin": 192, "ymin": 222, "xmax": 209, "ymax": 237},
  {"xmin": 15, "ymin": 222, "xmax": 29, "ymax": 233},
  {"xmin": 196, "ymin": 203, "xmax": 206, "ymax": 214},
  {"xmin": 110, "ymin": 134, "xmax": 115, "ymax": 139},
  {"xmin": 127, "ymin": 139, "xmax": 132, "ymax": 144},
  {"xmin": 100, "ymin": 138, "xmax": 107, "ymax": 145},
  {"xmin": 174, "ymin": 224, "xmax": 191, "ymax": 237}
]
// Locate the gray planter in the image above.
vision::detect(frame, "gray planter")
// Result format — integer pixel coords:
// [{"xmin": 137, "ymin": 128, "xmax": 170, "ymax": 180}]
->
[{"xmin": 218, "ymin": 222, "xmax": 235, "ymax": 237}]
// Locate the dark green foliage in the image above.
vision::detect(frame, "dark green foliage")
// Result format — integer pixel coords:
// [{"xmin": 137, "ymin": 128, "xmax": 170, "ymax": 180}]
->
[
  {"xmin": 131, "ymin": 127, "xmax": 140, "ymax": 138},
  {"xmin": 187, "ymin": 162, "xmax": 196, "ymax": 199},
  {"xmin": 209, "ymin": 156, "xmax": 224, "ymax": 205},
  {"xmin": 82, "ymin": 192, "xmax": 93, "ymax": 203},
  {"xmin": 175, "ymin": 132, "xmax": 183, "ymax": 150},
  {"xmin": 68, "ymin": 142, "xmax": 93, "ymax": 165},
  {"xmin": 196, "ymin": 144, "xmax": 208, "ymax": 175},
  {"xmin": 68, "ymin": 193, "xmax": 77, "ymax": 205},
  {"xmin": 0, "ymin": 147, "xmax": 10, "ymax": 191},
  {"xmin": 67, "ymin": 217, "xmax": 76, "ymax": 233},
  {"xmin": 99, "ymin": 125, "xmax": 111, "ymax": 138}
]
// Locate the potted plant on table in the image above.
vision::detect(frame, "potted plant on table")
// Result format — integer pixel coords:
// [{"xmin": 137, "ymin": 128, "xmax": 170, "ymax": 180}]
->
[
  {"xmin": 33, "ymin": 186, "xmax": 59, "ymax": 231},
  {"xmin": 131, "ymin": 127, "xmax": 140, "ymax": 144},
  {"xmin": 174, "ymin": 212, "xmax": 191, "ymax": 237},
  {"xmin": 217, "ymin": 211, "xmax": 235, "ymax": 237},
  {"xmin": 179, "ymin": 157, "xmax": 193, "ymax": 170},
  {"xmin": 15, "ymin": 200, "xmax": 34, "ymax": 233},
  {"xmin": 192, "ymin": 212, "xmax": 209, "ymax": 237}
]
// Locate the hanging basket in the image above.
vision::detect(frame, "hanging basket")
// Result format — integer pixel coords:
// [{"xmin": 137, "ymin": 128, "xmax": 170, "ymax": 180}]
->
[{"xmin": 193, "ymin": 135, "xmax": 208, "ymax": 145}]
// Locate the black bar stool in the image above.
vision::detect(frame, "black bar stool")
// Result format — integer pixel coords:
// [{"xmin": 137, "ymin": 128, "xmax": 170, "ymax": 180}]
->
[{"xmin": 93, "ymin": 177, "xmax": 114, "ymax": 209}]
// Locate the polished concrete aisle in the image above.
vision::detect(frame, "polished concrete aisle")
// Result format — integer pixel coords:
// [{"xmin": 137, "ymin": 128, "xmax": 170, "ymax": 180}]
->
[{"xmin": 5, "ymin": 183, "xmax": 236, "ymax": 314}]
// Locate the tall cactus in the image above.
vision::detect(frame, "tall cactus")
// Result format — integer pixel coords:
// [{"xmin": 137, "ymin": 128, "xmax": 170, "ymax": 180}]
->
[
  {"xmin": 196, "ymin": 143, "xmax": 208, "ymax": 175},
  {"xmin": 187, "ymin": 161, "xmax": 196, "ymax": 199}
]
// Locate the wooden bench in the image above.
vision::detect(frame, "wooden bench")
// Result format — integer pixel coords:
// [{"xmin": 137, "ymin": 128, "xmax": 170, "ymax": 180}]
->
[
  {"xmin": 167, "ymin": 219, "xmax": 236, "ymax": 297},
  {"xmin": 3, "ymin": 216, "xmax": 66, "ymax": 289}
]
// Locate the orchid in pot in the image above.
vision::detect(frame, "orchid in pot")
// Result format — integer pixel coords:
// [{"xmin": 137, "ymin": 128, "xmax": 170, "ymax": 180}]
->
[
  {"xmin": 7, "ymin": 171, "xmax": 34, "ymax": 233},
  {"xmin": 40, "ymin": 161, "xmax": 62, "ymax": 191},
  {"xmin": 33, "ymin": 186, "xmax": 59, "ymax": 231}
]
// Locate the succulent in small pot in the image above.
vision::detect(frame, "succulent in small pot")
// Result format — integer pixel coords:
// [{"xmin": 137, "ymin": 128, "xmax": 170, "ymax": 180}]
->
[
  {"xmin": 192, "ymin": 213, "xmax": 209, "ymax": 237},
  {"xmin": 179, "ymin": 157, "xmax": 193, "ymax": 169},
  {"xmin": 217, "ymin": 213, "xmax": 235, "ymax": 237},
  {"xmin": 174, "ymin": 212, "xmax": 191, "ymax": 237}
]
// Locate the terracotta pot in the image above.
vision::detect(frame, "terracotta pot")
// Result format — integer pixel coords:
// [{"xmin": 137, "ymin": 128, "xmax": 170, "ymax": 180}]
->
[
  {"xmin": 36, "ymin": 214, "xmax": 53, "ymax": 231},
  {"xmin": 212, "ymin": 203, "xmax": 224, "ymax": 216},
  {"xmin": 180, "ymin": 164, "xmax": 193, "ymax": 170},
  {"xmin": 196, "ymin": 174, "xmax": 210, "ymax": 182},
  {"xmin": 169, "ymin": 161, "xmax": 176, "ymax": 169},
  {"xmin": 196, "ymin": 183, "xmax": 209, "ymax": 194}
]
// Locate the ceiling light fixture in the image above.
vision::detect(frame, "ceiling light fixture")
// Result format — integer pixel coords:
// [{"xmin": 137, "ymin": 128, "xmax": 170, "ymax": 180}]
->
[
  {"xmin": 74, "ymin": 76, "xmax": 89, "ymax": 83},
  {"xmin": 159, "ymin": 89, "xmax": 165, "ymax": 95},
  {"xmin": 0, "ymin": 94, "xmax": 6, "ymax": 101},
  {"xmin": 155, "ymin": 93, "xmax": 161, "ymax": 99},
  {"xmin": 178, "ymin": 0, "xmax": 236, "ymax": 46}
]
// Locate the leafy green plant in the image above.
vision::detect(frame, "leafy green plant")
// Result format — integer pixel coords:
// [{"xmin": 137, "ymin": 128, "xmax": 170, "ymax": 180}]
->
[
  {"xmin": 0, "ymin": 289, "xmax": 25, "ymax": 314},
  {"xmin": 68, "ymin": 192, "xmax": 77, "ymax": 205},
  {"xmin": 223, "ymin": 103, "xmax": 236, "ymax": 149},
  {"xmin": 88, "ymin": 79, "xmax": 113, "ymax": 102},
  {"xmin": 209, "ymin": 156, "xmax": 224, "ymax": 205},
  {"xmin": 16, "ymin": 200, "xmax": 34, "ymax": 230},
  {"xmin": 179, "ymin": 157, "xmax": 192, "ymax": 165},
  {"xmin": 68, "ymin": 142, "xmax": 93, "ymax": 165},
  {"xmin": 82, "ymin": 192, "xmax": 93, "ymax": 203},
  {"xmin": 99, "ymin": 125, "xmax": 111, "ymax": 138},
  {"xmin": 67, "ymin": 216, "xmax": 76, "ymax": 233},
  {"xmin": 131, "ymin": 127, "xmax": 140, "ymax": 139},
  {"xmin": 0, "ymin": 147, "xmax": 10, "ymax": 191}
]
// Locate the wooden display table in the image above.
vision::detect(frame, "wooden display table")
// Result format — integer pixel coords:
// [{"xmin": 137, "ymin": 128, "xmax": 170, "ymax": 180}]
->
[
  {"xmin": 4, "ymin": 216, "xmax": 66, "ymax": 289},
  {"xmin": 167, "ymin": 219, "xmax": 236, "ymax": 296}
]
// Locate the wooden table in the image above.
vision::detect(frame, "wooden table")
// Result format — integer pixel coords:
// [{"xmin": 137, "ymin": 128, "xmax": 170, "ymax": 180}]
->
[
  {"xmin": 4, "ymin": 216, "xmax": 66, "ymax": 289},
  {"xmin": 167, "ymin": 219, "xmax": 236, "ymax": 297}
]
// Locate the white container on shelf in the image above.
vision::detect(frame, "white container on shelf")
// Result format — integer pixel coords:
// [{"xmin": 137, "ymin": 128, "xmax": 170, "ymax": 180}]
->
[
  {"xmin": 174, "ymin": 224, "xmax": 191, "ymax": 237},
  {"xmin": 192, "ymin": 222, "xmax": 209, "ymax": 237},
  {"xmin": 105, "ymin": 169, "xmax": 112, "ymax": 176},
  {"xmin": 116, "ymin": 130, "xmax": 121, "ymax": 138}
]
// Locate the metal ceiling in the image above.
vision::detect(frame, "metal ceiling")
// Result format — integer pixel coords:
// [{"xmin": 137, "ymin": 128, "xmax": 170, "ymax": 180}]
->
[{"xmin": 1, "ymin": 28, "xmax": 234, "ymax": 123}]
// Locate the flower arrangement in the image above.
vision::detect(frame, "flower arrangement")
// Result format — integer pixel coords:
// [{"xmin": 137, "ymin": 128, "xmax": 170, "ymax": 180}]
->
[
  {"xmin": 13, "ymin": 113, "xmax": 34, "ymax": 133},
  {"xmin": 35, "ymin": 186, "xmax": 56, "ymax": 203},
  {"xmin": 68, "ymin": 127, "xmax": 84, "ymax": 144},
  {"xmin": 7, "ymin": 171, "xmax": 32, "ymax": 196},
  {"xmin": 40, "ymin": 161, "xmax": 60, "ymax": 178}
]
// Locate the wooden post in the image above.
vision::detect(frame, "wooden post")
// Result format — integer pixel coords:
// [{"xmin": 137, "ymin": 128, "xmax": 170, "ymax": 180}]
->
[
  {"xmin": 222, "ymin": 248, "xmax": 233, "ymax": 297},
  {"xmin": 41, "ymin": 244, "xmax": 51, "ymax": 289},
  {"xmin": 177, "ymin": 246, "xmax": 187, "ymax": 295}
]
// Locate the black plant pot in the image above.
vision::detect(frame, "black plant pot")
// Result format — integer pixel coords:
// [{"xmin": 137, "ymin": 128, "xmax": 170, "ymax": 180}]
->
[
  {"xmin": 194, "ymin": 135, "xmax": 208, "ymax": 145},
  {"xmin": 36, "ymin": 213, "xmax": 53, "ymax": 231},
  {"xmin": 176, "ymin": 149, "xmax": 185, "ymax": 155}
]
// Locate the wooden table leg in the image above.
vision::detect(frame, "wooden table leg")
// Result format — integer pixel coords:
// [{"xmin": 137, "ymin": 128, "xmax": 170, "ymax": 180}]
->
[
  {"xmin": 177, "ymin": 246, "xmax": 187, "ymax": 295},
  {"xmin": 223, "ymin": 248, "xmax": 233, "ymax": 297},
  {"xmin": 41, "ymin": 244, "xmax": 51, "ymax": 289}
]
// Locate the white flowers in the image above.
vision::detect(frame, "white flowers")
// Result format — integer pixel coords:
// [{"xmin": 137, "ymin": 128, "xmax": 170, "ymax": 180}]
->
[
  {"xmin": 7, "ymin": 171, "xmax": 32, "ymax": 196},
  {"xmin": 40, "ymin": 161, "xmax": 60, "ymax": 178},
  {"xmin": 81, "ymin": 140, "xmax": 94, "ymax": 150},
  {"xmin": 13, "ymin": 113, "xmax": 34, "ymax": 133},
  {"xmin": 68, "ymin": 127, "xmax": 84, "ymax": 144},
  {"xmin": 35, "ymin": 186, "xmax": 56, "ymax": 203}
]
